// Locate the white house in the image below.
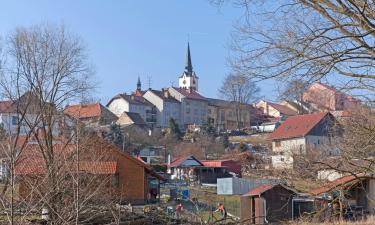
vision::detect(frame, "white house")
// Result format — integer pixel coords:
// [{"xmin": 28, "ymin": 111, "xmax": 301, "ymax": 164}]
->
[
  {"xmin": 269, "ymin": 112, "xmax": 336, "ymax": 169},
  {"xmin": 168, "ymin": 87, "xmax": 208, "ymax": 128},
  {"xmin": 107, "ymin": 94, "xmax": 157, "ymax": 128},
  {"xmin": 143, "ymin": 89, "xmax": 181, "ymax": 128},
  {"xmin": 0, "ymin": 92, "xmax": 60, "ymax": 136}
]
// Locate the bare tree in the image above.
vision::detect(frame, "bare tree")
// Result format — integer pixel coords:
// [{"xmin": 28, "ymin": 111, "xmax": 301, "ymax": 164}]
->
[
  {"xmin": 219, "ymin": 73, "xmax": 260, "ymax": 129},
  {"xmin": 0, "ymin": 24, "xmax": 103, "ymax": 224},
  {"xmin": 213, "ymin": 0, "xmax": 374, "ymax": 93}
]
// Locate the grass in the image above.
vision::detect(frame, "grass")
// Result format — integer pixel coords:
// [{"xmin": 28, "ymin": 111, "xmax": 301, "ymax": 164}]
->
[
  {"xmin": 229, "ymin": 134, "xmax": 271, "ymax": 145},
  {"xmin": 286, "ymin": 216, "xmax": 375, "ymax": 225}
]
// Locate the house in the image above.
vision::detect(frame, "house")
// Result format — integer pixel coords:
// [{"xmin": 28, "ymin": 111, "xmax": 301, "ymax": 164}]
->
[
  {"xmin": 207, "ymin": 98, "xmax": 251, "ymax": 131},
  {"xmin": 168, "ymin": 155, "xmax": 234, "ymax": 185},
  {"xmin": 107, "ymin": 94, "xmax": 157, "ymax": 128},
  {"xmin": 310, "ymin": 174, "xmax": 375, "ymax": 219},
  {"xmin": 201, "ymin": 159, "xmax": 241, "ymax": 176},
  {"xmin": 168, "ymin": 87, "xmax": 208, "ymax": 128},
  {"xmin": 0, "ymin": 92, "xmax": 59, "ymax": 135},
  {"xmin": 269, "ymin": 112, "xmax": 336, "ymax": 169},
  {"xmin": 303, "ymin": 82, "xmax": 361, "ymax": 111},
  {"xmin": 116, "ymin": 111, "xmax": 147, "ymax": 128},
  {"xmin": 240, "ymin": 183, "xmax": 297, "ymax": 224},
  {"xmin": 15, "ymin": 135, "xmax": 165, "ymax": 204},
  {"xmin": 136, "ymin": 146, "xmax": 165, "ymax": 164},
  {"xmin": 142, "ymin": 89, "xmax": 181, "ymax": 128},
  {"xmin": 254, "ymin": 100, "xmax": 297, "ymax": 118},
  {"xmin": 64, "ymin": 103, "xmax": 118, "ymax": 127}
]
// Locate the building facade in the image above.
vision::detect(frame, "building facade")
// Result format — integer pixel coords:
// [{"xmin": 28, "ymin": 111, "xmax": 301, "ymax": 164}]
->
[
  {"xmin": 143, "ymin": 89, "xmax": 181, "ymax": 128},
  {"xmin": 107, "ymin": 94, "xmax": 157, "ymax": 128}
]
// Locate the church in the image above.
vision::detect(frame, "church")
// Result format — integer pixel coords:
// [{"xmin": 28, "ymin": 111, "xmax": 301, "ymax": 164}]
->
[{"xmin": 107, "ymin": 43, "xmax": 250, "ymax": 130}]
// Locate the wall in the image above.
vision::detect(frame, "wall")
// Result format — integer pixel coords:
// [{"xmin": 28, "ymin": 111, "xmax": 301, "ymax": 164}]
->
[
  {"xmin": 108, "ymin": 98, "xmax": 129, "ymax": 116},
  {"xmin": 272, "ymin": 137, "xmax": 306, "ymax": 154}
]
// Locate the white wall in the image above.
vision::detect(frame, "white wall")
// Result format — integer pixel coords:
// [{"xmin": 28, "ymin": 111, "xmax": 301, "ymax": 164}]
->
[
  {"xmin": 107, "ymin": 98, "xmax": 129, "ymax": 116},
  {"xmin": 271, "ymin": 155, "xmax": 294, "ymax": 169},
  {"xmin": 272, "ymin": 137, "xmax": 306, "ymax": 154}
]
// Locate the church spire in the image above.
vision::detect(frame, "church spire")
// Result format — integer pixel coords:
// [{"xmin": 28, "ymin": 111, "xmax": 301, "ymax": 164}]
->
[
  {"xmin": 137, "ymin": 76, "xmax": 141, "ymax": 91},
  {"xmin": 184, "ymin": 42, "xmax": 193, "ymax": 76}
]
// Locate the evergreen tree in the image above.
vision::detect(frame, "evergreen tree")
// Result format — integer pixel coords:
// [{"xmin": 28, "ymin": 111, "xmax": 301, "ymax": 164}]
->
[
  {"xmin": 105, "ymin": 123, "xmax": 124, "ymax": 149},
  {"xmin": 169, "ymin": 118, "xmax": 182, "ymax": 140}
]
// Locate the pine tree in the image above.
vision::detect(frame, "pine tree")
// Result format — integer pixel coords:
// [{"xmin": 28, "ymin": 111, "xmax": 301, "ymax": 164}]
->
[
  {"xmin": 105, "ymin": 123, "xmax": 124, "ymax": 149},
  {"xmin": 169, "ymin": 118, "xmax": 182, "ymax": 140}
]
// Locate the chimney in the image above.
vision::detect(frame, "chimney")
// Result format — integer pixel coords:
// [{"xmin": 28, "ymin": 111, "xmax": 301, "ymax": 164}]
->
[{"xmin": 164, "ymin": 90, "xmax": 169, "ymax": 98}]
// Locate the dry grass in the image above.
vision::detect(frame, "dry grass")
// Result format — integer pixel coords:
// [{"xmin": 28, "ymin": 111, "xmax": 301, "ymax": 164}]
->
[{"xmin": 286, "ymin": 216, "xmax": 375, "ymax": 225}]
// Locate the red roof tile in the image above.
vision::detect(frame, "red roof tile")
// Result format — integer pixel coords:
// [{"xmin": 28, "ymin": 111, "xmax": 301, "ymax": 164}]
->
[
  {"xmin": 79, "ymin": 161, "xmax": 117, "ymax": 174},
  {"xmin": 173, "ymin": 87, "xmax": 206, "ymax": 101},
  {"xmin": 243, "ymin": 184, "xmax": 276, "ymax": 196},
  {"xmin": 270, "ymin": 112, "xmax": 330, "ymax": 140},
  {"xmin": 309, "ymin": 174, "xmax": 372, "ymax": 195},
  {"xmin": 64, "ymin": 103, "xmax": 102, "ymax": 119},
  {"xmin": 201, "ymin": 160, "xmax": 242, "ymax": 175}
]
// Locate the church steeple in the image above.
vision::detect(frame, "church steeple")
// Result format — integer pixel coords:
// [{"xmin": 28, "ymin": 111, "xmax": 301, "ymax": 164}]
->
[
  {"xmin": 184, "ymin": 42, "xmax": 193, "ymax": 76},
  {"xmin": 179, "ymin": 42, "xmax": 199, "ymax": 91},
  {"xmin": 137, "ymin": 76, "xmax": 141, "ymax": 91}
]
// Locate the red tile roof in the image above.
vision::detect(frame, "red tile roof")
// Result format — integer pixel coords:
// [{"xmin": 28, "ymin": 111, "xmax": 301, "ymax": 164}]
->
[
  {"xmin": 79, "ymin": 161, "xmax": 117, "ymax": 174},
  {"xmin": 270, "ymin": 112, "xmax": 330, "ymax": 140},
  {"xmin": 309, "ymin": 174, "xmax": 372, "ymax": 195},
  {"xmin": 64, "ymin": 103, "xmax": 102, "ymax": 119},
  {"xmin": 243, "ymin": 184, "xmax": 276, "ymax": 196},
  {"xmin": 201, "ymin": 160, "xmax": 242, "ymax": 175},
  {"xmin": 173, "ymin": 87, "xmax": 206, "ymax": 101},
  {"xmin": 267, "ymin": 102, "xmax": 297, "ymax": 116}
]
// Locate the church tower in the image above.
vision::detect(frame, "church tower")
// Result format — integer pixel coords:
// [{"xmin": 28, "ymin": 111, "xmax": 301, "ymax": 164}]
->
[{"xmin": 178, "ymin": 43, "xmax": 199, "ymax": 91}]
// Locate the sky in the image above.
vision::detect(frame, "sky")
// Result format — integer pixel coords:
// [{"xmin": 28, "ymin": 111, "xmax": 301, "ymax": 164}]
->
[{"xmin": 0, "ymin": 0, "xmax": 277, "ymax": 104}]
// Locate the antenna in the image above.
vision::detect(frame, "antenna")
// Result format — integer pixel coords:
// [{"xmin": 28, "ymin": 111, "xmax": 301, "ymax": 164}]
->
[
  {"xmin": 147, "ymin": 76, "xmax": 152, "ymax": 89},
  {"xmin": 170, "ymin": 81, "xmax": 174, "ymax": 87}
]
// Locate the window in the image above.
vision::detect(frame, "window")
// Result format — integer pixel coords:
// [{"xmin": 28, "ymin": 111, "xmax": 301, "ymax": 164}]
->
[
  {"xmin": 12, "ymin": 116, "xmax": 18, "ymax": 126},
  {"xmin": 186, "ymin": 108, "xmax": 190, "ymax": 114},
  {"xmin": 228, "ymin": 111, "xmax": 233, "ymax": 118},
  {"xmin": 208, "ymin": 109, "xmax": 212, "ymax": 114},
  {"xmin": 280, "ymin": 157, "xmax": 285, "ymax": 162},
  {"xmin": 194, "ymin": 108, "xmax": 198, "ymax": 115},
  {"xmin": 275, "ymin": 141, "xmax": 281, "ymax": 147}
]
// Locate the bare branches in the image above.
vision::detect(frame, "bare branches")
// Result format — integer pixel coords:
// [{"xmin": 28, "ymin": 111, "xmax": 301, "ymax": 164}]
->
[{"xmin": 223, "ymin": 0, "xmax": 374, "ymax": 92}]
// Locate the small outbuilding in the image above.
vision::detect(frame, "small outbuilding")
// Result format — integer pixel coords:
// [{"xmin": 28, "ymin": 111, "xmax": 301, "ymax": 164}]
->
[{"xmin": 240, "ymin": 183, "xmax": 297, "ymax": 224}]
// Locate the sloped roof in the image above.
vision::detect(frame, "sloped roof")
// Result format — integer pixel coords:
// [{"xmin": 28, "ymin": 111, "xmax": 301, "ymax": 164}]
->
[
  {"xmin": 243, "ymin": 183, "xmax": 297, "ymax": 196},
  {"xmin": 79, "ymin": 161, "xmax": 117, "ymax": 174},
  {"xmin": 169, "ymin": 155, "xmax": 204, "ymax": 167},
  {"xmin": 148, "ymin": 89, "xmax": 179, "ymax": 103},
  {"xmin": 172, "ymin": 87, "xmax": 206, "ymax": 101},
  {"xmin": 120, "ymin": 112, "xmax": 146, "ymax": 125},
  {"xmin": 267, "ymin": 102, "xmax": 297, "ymax": 116},
  {"xmin": 269, "ymin": 112, "xmax": 330, "ymax": 140},
  {"xmin": 107, "ymin": 94, "xmax": 153, "ymax": 107},
  {"xmin": 310, "ymin": 174, "xmax": 373, "ymax": 195},
  {"xmin": 64, "ymin": 103, "xmax": 103, "ymax": 119}
]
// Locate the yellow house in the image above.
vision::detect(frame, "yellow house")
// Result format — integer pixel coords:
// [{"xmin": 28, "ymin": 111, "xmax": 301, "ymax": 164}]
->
[{"xmin": 207, "ymin": 98, "xmax": 251, "ymax": 131}]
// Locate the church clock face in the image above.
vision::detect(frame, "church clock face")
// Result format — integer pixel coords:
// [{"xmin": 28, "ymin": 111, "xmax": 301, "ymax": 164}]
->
[{"xmin": 183, "ymin": 79, "xmax": 186, "ymax": 84}]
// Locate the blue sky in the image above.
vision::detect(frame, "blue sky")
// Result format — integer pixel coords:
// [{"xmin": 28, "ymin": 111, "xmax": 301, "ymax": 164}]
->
[{"xmin": 0, "ymin": 0, "xmax": 277, "ymax": 104}]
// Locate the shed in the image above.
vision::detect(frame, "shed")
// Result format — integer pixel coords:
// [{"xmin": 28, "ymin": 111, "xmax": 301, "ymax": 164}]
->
[
  {"xmin": 240, "ymin": 183, "xmax": 297, "ymax": 224},
  {"xmin": 217, "ymin": 177, "xmax": 278, "ymax": 195}
]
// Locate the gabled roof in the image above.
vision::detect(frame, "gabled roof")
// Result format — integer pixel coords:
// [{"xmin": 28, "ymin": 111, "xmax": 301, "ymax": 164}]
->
[
  {"xmin": 119, "ymin": 112, "xmax": 146, "ymax": 125},
  {"xmin": 267, "ymin": 102, "xmax": 297, "ymax": 116},
  {"xmin": 171, "ymin": 87, "xmax": 206, "ymax": 101},
  {"xmin": 169, "ymin": 155, "xmax": 204, "ymax": 167},
  {"xmin": 64, "ymin": 103, "xmax": 103, "ymax": 119},
  {"xmin": 270, "ymin": 112, "xmax": 331, "ymax": 140},
  {"xmin": 243, "ymin": 183, "xmax": 297, "ymax": 196},
  {"xmin": 107, "ymin": 94, "xmax": 153, "ymax": 107},
  {"xmin": 147, "ymin": 89, "xmax": 180, "ymax": 103},
  {"xmin": 310, "ymin": 174, "xmax": 373, "ymax": 195}
]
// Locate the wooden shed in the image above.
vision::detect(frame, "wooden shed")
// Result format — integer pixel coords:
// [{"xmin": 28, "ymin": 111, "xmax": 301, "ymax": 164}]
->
[{"xmin": 240, "ymin": 183, "xmax": 297, "ymax": 224}]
